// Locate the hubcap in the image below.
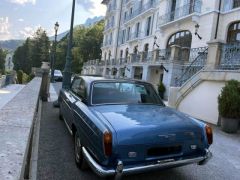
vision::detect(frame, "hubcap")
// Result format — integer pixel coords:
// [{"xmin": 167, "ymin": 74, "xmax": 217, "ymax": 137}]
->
[{"xmin": 75, "ymin": 134, "xmax": 81, "ymax": 162}]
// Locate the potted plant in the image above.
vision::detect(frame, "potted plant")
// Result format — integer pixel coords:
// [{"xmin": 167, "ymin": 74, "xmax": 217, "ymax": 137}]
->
[
  {"xmin": 158, "ymin": 82, "xmax": 166, "ymax": 99},
  {"xmin": 218, "ymin": 80, "xmax": 240, "ymax": 133}
]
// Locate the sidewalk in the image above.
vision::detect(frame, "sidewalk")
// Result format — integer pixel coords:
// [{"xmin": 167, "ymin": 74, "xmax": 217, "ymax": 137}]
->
[{"xmin": 0, "ymin": 84, "xmax": 25, "ymax": 110}]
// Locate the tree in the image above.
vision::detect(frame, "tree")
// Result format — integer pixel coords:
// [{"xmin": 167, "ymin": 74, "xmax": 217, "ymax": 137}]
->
[
  {"xmin": 55, "ymin": 20, "xmax": 104, "ymax": 74},
  {"xmin": 13, "ymin": 27, "xmax": 50, "ymax": 74},
  {"xmin": 0, "ymin": 48, "xmax": 7, "ymax": 75},
  {"xmin": 31, "ymin": 28, "xmax": 50, "ymax": 68}
]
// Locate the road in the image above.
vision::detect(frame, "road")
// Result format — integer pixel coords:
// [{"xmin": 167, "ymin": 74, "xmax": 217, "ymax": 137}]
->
[{"xmin": 36, "ymin": 82, "xmax": 240, "ymax": 180}]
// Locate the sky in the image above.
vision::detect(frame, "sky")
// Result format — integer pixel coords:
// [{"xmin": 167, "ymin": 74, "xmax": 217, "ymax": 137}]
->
[{"xmin": 0, "ymin": 0, "xmax": 106, "ymax": 40}]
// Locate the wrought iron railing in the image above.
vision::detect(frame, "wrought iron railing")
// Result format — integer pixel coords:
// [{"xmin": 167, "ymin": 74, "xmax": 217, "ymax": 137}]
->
[
  {"xmin": 158, "ymin": 1, "xmax": 202, "ymax": 25},
  {"xmin": 105, "ymin": 21, "xmax": 115, "ymax": 31},
  {"xmin": 131, "ymin": 54, "xmax": 141, "ymax": 63},
  {"xmin": 124, "ymin": 0, "xmax": 158, "ymax": 23},
  {"xmin": 156, "ymin": 49, "xmax": 171, "ymax": 61},
  {"xmin": 219, "ymin": 43, "xmax": 240, "ymax": 70},
  {"xmin": 174, "ymin": 47, "xmax": 208, "ymax": 87}
]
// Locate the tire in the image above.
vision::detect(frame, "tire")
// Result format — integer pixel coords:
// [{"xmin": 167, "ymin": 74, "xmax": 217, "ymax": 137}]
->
[{"xmin": 74, "ymin": 132, "xmax": 88, "ymax": 170}]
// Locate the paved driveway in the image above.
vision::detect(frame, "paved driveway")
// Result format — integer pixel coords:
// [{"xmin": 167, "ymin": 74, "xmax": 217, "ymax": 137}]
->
[{"xmin": 37, "ymin": 99, "xmax": 240, "ymax": 180}]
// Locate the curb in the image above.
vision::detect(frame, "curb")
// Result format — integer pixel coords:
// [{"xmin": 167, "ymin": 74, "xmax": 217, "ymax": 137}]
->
[{"xmin": 29, "ymin": 99, "xmax": 42, "ymax": 180}]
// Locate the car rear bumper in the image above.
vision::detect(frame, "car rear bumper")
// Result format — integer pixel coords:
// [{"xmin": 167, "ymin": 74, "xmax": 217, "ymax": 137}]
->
[{"xmin": 82, "ymin": 147, "xmax": 212, "ymax": 177}]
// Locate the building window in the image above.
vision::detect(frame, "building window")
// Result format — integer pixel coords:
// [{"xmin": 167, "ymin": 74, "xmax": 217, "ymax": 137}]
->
[
  {"xmin": 167, "ymin": 30, "xmax": 192, "ymax": 49},
  {"xmin": 110, "ymin": 32, "xmax": 113, "ymax": 45},
  {"xmin": 120, "ymin": 50, "xmax": 123, "ymax": 58},
  {"xmin": 227, "ymin": 21, "xmax": 240, "ymax": 43},
  {"xmin": 233, "ymin": 0, "xmax": 240, "ymax": 9},
  {"xmin": 127, "ymin": 27, "xmax": 131, "ymax": 40},
  {"xmin": 135, "ymin": 22, "xmax": 140, "ymax": 38},
  {"xmin": 146, "ymin": 16, "xmax": 152, "ymax": 36}
]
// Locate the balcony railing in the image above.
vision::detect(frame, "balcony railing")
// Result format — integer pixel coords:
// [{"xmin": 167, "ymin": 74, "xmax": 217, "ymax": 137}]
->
[
  {"xmin": 158, "ymin": 1, "xmax": 202, "ymax": 26},
  {"xmin": 124, "ymin": 0, "xmax": 158, "ymax": 23},
  {"xmin": 105, "ymin": 21, "xmax": 115, "ymax": 31},
  {"xmin": 107, "ymin": 3, "xmax": 116, "ymax": 13},
  {"xmin": 219, "ymin": 43, "xmax": 240, "ymax": 70}
]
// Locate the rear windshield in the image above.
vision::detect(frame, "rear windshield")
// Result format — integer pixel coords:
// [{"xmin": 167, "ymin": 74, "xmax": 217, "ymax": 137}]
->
[{"xmin": 92, "ymin": 82, "xmax": 163, "ymax": 105}]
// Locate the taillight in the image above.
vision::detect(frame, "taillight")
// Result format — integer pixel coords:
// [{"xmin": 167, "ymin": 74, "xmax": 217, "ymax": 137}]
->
[
  {"xmin": 103, "ymin": 131, "xmax": 112, "ymax": 156},
  {"xmin": 205, "ymin": 125, "xmax": 213, "ymax": 145}
]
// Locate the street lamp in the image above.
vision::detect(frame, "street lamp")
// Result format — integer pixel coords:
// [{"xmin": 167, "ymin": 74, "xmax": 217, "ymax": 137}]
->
[
  {"xmin": 62, "ymin": 0, "xmax": 76, "ymax": 89},
  {"xmin": 195, "ymin": 24, "xmax": 202, "ymax": 40},
  {"xmin": 51, "ymin": 22, "xmax": 59, "ymax": 82},
  {"xmin": 153, "ymin": 36, "xmax": 160, "ymax": 48}
]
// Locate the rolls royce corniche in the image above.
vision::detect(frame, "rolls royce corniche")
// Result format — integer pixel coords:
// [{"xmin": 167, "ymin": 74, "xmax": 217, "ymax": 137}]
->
[{"xmin": 58, "ymin": 76, "xmax": 212, "ymax": 178}]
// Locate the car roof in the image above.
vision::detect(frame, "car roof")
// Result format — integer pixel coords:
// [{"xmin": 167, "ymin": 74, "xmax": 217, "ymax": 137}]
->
[{"xmin": 75, "ymin": 75, "xmax": 149, "ymax": 85}]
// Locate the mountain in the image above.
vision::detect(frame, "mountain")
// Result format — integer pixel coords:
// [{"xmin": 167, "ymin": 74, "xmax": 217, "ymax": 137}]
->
[
  {"xmin": 50, "ymin": 31, "xmax": 69, "ymax": 41},
  {"xmin": 0, "ymin": 40, "xmax": 24, "ymax": 51},
  {"xmin": 84, "ymin": 16, "xmax": 104, "ymax": 27},
  {"xmin": 50, "ymin": 16, "xmax": 104, "ymax": 41}
]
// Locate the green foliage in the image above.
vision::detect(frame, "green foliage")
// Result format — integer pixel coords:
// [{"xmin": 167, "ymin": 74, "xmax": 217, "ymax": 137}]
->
[
  {"xmin": 56, "ymin": 20, "xmax": 104, "ymax": 73},
  {"xmin": 218, "ymin": 80, "xmax": 240, "ymax": 119},
  {"xmin": 0, "ymin": 48, "xmax": 7, "ymax": 75},
  {"xmin": 17, "ymin": 70, "xmax": 24, "ymax": 84},
  {"xmin": 158, "ymin": 82, "xmax": 166, "ymax": 93},
  {"xmin": 13, "ymin": 28, "xmax": 50, "ymax": 75}
]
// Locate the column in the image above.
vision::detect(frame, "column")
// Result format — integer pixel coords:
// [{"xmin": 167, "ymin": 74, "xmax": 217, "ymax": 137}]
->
[
  {"xmin": 170, "ymin": 45, "xmax": 181, "ymax": 61},
  {"xmin": 206, "ymin": 40, "xmax": 223, "ymax": 70}
]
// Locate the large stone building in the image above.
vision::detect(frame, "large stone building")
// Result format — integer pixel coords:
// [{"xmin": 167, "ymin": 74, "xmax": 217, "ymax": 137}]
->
[{"xmin": 82, "ymin": 0, "xmax": 240, "ymax": 124}]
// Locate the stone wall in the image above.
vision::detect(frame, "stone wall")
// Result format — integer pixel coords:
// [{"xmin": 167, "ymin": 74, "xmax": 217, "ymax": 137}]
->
[{"xmin": 0, "ymin": 77, "xmax": 42, "ymax": 179}]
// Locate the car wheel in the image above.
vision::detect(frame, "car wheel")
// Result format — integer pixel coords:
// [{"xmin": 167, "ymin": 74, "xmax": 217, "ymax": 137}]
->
[{"xmin": 74, "ymin": 132, "xmax": 88, "ymax": 170}]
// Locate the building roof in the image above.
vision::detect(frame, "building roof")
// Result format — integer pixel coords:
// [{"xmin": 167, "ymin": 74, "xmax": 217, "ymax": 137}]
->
[{"xmin": 101, "ymin": 0, "xmax": 110, "ymax": 5}]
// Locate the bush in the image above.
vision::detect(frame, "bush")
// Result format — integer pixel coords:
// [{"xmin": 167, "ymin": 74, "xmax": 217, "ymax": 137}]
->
[
  {"xmin": 22, "ymin": 73, "xmax": 29, "ymax": 84},
  {"xmin": 158, "ymin": 82, "xmax": 166, "ymax": 93},
  {"xmin": 218, "ymin": 80, "xmax": 240, "ymax": 119},
  {"xmin": 17, "ymin": 70, "xmax": 24, "ymax": 84}
]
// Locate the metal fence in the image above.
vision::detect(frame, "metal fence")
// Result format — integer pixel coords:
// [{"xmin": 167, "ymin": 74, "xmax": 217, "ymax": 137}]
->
[
  {"xmin": 219, "ymin": 43, "xmax": 240, "ymax": 70},
  {"xmin": 174, "ymin": 47, "xmax": 208, "ymax": 87},
  {"xmin": 158, "ymin": 0, "xmax": 202, "ymax": 25}
]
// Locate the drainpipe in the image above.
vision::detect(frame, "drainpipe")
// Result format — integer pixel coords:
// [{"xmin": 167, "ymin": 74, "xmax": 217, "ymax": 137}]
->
[
  {"xmin": 214, "ymin": 0, "xmax": 222, "ymax": 39},
  {"xmin": 114, "ymin": 0, "xmax": 124, "ymax": 62}
]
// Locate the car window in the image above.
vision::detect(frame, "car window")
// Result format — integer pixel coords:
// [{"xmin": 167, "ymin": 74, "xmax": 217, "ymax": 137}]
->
[
  {"xmin": 71, "ymin": 78, "xmax": 81, "ymax": 95},
  {"xmin": 92, "ymin": 82, "xmax": 163, "ymax": 105},
  {"xmin": 71, "ymin": 78, "xmax": 87, "ymax": 100}
]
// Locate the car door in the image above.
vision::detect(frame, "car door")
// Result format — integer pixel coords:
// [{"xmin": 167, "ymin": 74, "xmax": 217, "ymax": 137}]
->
[
  {"xmin": 63, "ymin": 78, "xmax": 81, "ymax": 128},
  {"xmin": 71, "ymin": 81, "xmax": 104, "ymax": 161}
]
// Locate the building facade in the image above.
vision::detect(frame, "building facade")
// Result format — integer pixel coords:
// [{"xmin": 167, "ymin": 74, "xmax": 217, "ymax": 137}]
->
[{"xmin": 82, "ymin": 0, "xmax": 240, "ymax": 99}]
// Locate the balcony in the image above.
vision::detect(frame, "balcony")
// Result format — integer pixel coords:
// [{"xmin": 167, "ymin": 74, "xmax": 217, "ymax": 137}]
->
[
  {"xmin": 124, "ymin": 0, "xmax": 158, "ymax": 24},
  {"xmin": 106, "ymin": 3, "xmax": 117, "ymax": 14},
  {"xmin": 126, "ymin": 31, "xmax": 147, "ymax": 43},
  {"xmin": 101, "ymin": 40, "xmax": 112, "ymax": 48},
  {"xmin": 104, "ymin": 21, "xmax": 115, "ymax": 31},
  {"xmin": 158, "ymin": 1, "xmax": 202, "ymax": 26}
]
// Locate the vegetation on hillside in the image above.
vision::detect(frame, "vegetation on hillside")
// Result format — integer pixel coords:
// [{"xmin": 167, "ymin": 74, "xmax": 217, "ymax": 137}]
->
[
  {"xmin": 0, "ymin": 48, "xmax": 7, "ymax": 75},
  {"xmin": 12, "ymin": 20, "xmax": 104, "ymax": 75},
  {"xmin": 13, "ymin": 28, "xmax": 50, "ymax": 74}
]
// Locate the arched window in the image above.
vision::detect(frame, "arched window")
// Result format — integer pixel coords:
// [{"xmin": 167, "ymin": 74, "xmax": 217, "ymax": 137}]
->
[
  {"xmin": 227, "ymin": 21, "xmax": 240, "ymax": 43},
  {"xmin": 167, "ymin": 30, "xmax": 192, "ymax": 49}
]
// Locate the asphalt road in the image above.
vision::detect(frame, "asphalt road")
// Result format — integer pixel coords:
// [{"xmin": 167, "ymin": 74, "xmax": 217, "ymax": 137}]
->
[{"xmin": 36, "ymin": 83, "xmax": 240, "ymax": 180}]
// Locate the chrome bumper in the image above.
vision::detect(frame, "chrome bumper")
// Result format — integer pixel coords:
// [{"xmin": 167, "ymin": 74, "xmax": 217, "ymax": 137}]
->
[{"xmin": 82, "ymin": 147, "xmax": 212, "ymax": 177}]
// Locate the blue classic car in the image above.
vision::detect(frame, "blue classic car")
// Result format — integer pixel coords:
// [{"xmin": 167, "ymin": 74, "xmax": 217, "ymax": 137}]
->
[{"xmin": 58, "ymin": 76, "xmax": 212, "ymax": 178}]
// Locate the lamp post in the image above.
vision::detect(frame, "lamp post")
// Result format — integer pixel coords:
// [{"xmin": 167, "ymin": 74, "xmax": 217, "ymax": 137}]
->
[
  {"xmin": 195, "ymin": 24, "xmax": 202, "ymax": 40},
  {"xmin": 62, "ymin": 0, "xmax": 76, "ymax": 89},
  {"xmin": 51, "ymin": 22, "xmax": 59, "ymax": 83}
]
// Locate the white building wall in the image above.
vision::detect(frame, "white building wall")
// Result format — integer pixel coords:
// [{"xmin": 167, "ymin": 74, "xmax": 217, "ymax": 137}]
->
[{"xmin": 178, "ymin": 81, "xmax": 225, "ymax": 125}]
